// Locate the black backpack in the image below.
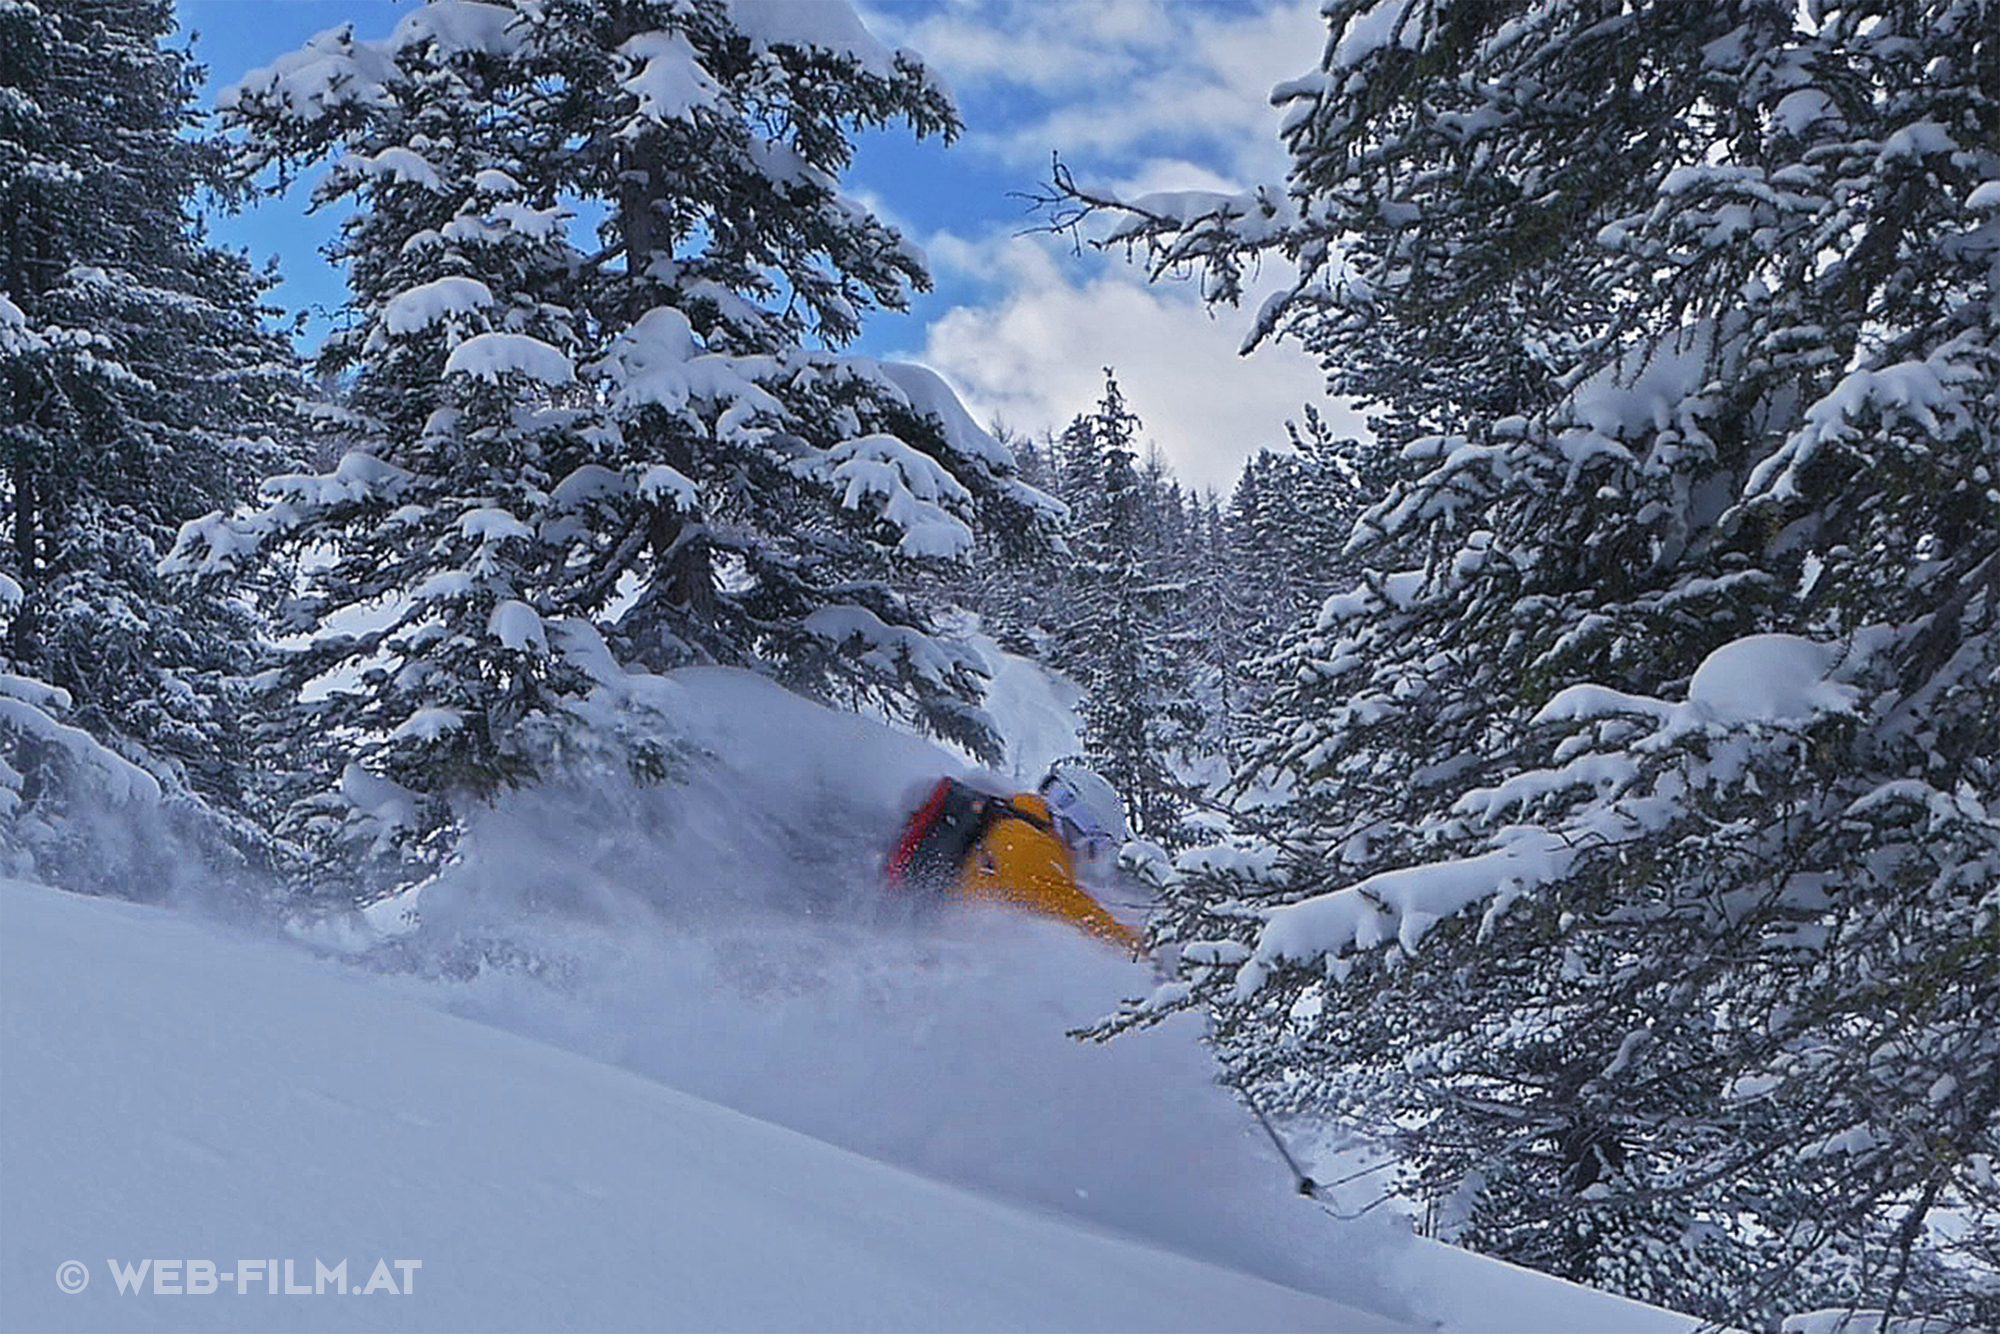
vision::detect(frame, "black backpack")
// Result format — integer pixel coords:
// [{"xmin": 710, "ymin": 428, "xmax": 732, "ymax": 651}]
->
[{"xmin": 888, "ymin": 779, "xmax": 1001, "ymax": 893}]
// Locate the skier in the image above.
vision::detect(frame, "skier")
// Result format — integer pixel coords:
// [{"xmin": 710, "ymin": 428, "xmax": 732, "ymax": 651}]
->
[{"xmin": 885, "ymin": 760, "xmax": 1145, "ymax": 953}]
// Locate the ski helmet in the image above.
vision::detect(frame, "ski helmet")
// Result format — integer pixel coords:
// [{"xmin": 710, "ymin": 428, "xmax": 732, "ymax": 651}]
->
[{"xmin": 1039, "ymin": 760, "xmax": 1128, "ymax": 870}]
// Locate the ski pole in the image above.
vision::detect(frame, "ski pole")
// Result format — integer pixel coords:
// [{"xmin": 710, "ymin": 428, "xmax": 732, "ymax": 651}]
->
[{"xmin": 1230, "ymin": 1077, "xmax": 1318, "ymax": 1198}]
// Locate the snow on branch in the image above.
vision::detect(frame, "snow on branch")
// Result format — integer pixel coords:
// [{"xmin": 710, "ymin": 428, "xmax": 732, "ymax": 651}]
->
[
  {"xmin": 619, "ymin": 30, "xmax": 721, "ymax": 125},
  {"xmin": 0, "ymin": 675, "xmax": 162, "ymax": 812},
  {"xmin": 1229, "ymin": 633, "xmax": 1861, "ymax": 999},
  {"xmin": 386, "ymin": 1, "xmax": 522, "ymax": 58},
  {"xmin": 1103, "ymin": 185, "xmax": 1298, "ymax": 251},
  {"xmin": 487, "ymin": 600, "xmax": 548, "ymax": 656},
  {"xmin": 802, "ymin": 604, "xmax": 983, "ymax": 687},
  {"xmin": 218, "ymin": 1, "xmax": 523, "ymax": 155},
  {"xmin": 727, "ymin": 0, "xmax": 903, "ymax": 81},
  {"xmin": 593, "ymin": 306, "xmax": 782, "ymax": 426},
  {"xmin": 1233, "ymin": 827, "xmax": 1578, "ymax": 1000},
  {"xmin": 217, "ymin": 24, "xmax": 402, "ymax": 121},
  {"xmin": 164, "ymin": 452, "xmax": 420, "ymax": 577},
  {"xmin": 547, "ymin": 462, "xmax": 699, "ymax": 516},
  {"xmin": 638, "ymin": 465, "xmax": 699, "ymax": 511},
  {"xmin": 1746, "ymin": 343, "xmax": 1988, "ymax": 503},
  {"xmin": 0, "ymin": 293, "xmax": 46, "ymax": 355},
  {"xmin": 866, "ymin": 360, "xmax": 1013, "ymax": 472},
  {"xmin": 383, "ymin": 276, "xmax": 494, "ymax": 335},
  {"xmin": 444, "ymin": 332, "xmax": 575, "ymax": 385},
  {"xmin": 863, "ymin": 360, "xmax": 1066, "ymax": 523},
  {"xmin": 1539, "ymin": 633, "xmax": 1857, "ymax": 734},
  {"xmin": 389, "ymin": 707, "xmax": 467, "ymax": 742},
  {"xmin": 1329, "ymin": 0, "xmax": 1425, "ymax": 69},
  {"xmin": 822, "ymin": 433, "xmax": 975, "ymax": 559},
  {"xmin": 343, "ymin": 147, "xmax": 446, "ymax": 192}
]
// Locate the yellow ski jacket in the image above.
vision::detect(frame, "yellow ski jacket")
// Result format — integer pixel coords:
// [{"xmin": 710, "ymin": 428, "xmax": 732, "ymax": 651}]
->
[{"xmin": 952, "ymin": 793, "xmax": 1144, "ymax": 953}]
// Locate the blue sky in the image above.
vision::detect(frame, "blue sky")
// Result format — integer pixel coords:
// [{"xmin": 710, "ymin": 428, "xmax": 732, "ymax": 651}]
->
[{"xmin": 175, "ymin": 0, "xmax": 1348, "ymax": 494}]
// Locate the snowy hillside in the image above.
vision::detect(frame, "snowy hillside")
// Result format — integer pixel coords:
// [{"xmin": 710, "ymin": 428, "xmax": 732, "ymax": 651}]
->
[
  {"xmin": 2, "ymin": 659, "xmax": 1701, "ymax": 1333},
  {"xmin": 0, "ymin": 881, "xmax": 1409, "ymax": 1333}
]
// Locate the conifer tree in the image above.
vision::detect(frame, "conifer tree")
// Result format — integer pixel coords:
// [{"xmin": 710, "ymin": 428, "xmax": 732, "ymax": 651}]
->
[
  {"xmin": 942, "ymin": 424, "xmax": 1067, "ymax": 662},
  {"xmin": 0, "ymin": 0, "xmax": 299, "ymax": 891},
  {"xmin": 1057, "ymin": 372, "xmax": 1200, "ymax": 842},
  {"xmin": 170, "ymin": 0, "xmax": 1059, "ymax": 890},
  {"xmin": 1078, "ymin": 1, "xmax": 2000, "ymax": 1323},
  {"xmin": 1189, "ymin": 492, "xmax": 1240, "ymax": 730},
  {"xmin": 1278, "ymin": 404, "xmax": 1383, "ymax": 607},
  {"xmin": 1223, "ymin": 451, "xmax": 1297, "ymax": 641}
]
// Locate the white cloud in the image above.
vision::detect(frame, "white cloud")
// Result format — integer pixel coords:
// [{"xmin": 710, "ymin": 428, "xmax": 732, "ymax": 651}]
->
[
  {"xmin": 1101, "ymin": 156, "xmax": 1242, "ymax": 201},
  {"xmin": 864, "ymin": 0, "xmax": 1324, "ymax": 186},
  {"xmin": 847, "ymin": 2, "xmax": 1359, "ymax": 495},
  {"xmin": 902, "ymin": 231, "xmax": 1358, "ymax": 496},
  {"xmin": 874, "ymin": 0, "xmax": 1170, "ymax": 95}
]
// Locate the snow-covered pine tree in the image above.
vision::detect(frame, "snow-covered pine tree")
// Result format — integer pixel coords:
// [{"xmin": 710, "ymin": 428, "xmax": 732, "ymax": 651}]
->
[
  {"xmin": 921, "ymin": 423, "xmax": 1069, "ymax": 662},
  {"xmin": 1057, "ymin": 371, "xmax": 1200, "ymax": 843},
  {"xmin": 0, "ymin": 0, "xmax": 300, "ymax": 892},
  {"xmin": 1009, "ymin": 432, "xmax": 1051, "ymax": 494},
  {"xmin": 1225, "ymin": 451, "xmax": 1302, "ymax": 642},
  {"xmin": 1145, "ymin": 462, "xmax": 1229, "ymax": 781},
  {"xmin": 1277, "ymin": 404, "xmax": 1385, "ymax": 609},
  {"xmin": 937, "ymin": 411, "xmax": 1099, "ymax": 671},
  {"xmin": 1078, "ymin": 2, "xmax": 2000, "ymax": 1325},
  {"xmin": 1193, "ymin": 412, "xmax": 1388, "ymax": 764},
  {"xmin": 1181, "ymin": 485, "xmax": 1254, "ymax": 731},
  {"xmin": 169, "ymin": 0, "xmax": 1060, "ymax": 893},
  {"xmin": 1136, "ymin": 444, "xmax": 1184, "ymax": 572}
]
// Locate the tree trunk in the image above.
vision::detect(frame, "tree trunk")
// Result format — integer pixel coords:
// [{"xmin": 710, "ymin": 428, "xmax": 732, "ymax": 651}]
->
[{"xmin": 609, "ymin": 3, "xmax": 716, "ymax": 635}]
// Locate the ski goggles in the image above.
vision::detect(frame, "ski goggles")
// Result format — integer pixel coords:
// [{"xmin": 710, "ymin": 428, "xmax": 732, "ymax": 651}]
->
[{"xmin": 1045, "ymin": 783, "xmax": 1118, "ymax": 860}]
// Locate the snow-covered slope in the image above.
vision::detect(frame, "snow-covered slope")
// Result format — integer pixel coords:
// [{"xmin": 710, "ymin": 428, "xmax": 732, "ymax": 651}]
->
[
  {"xmin": 0, "ymin": 880, "xmax": 1407, "ymax": 1333},
  {"xmin": 2, "ymin": 657, "xmax": 1703, "ymax": 1333}
]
